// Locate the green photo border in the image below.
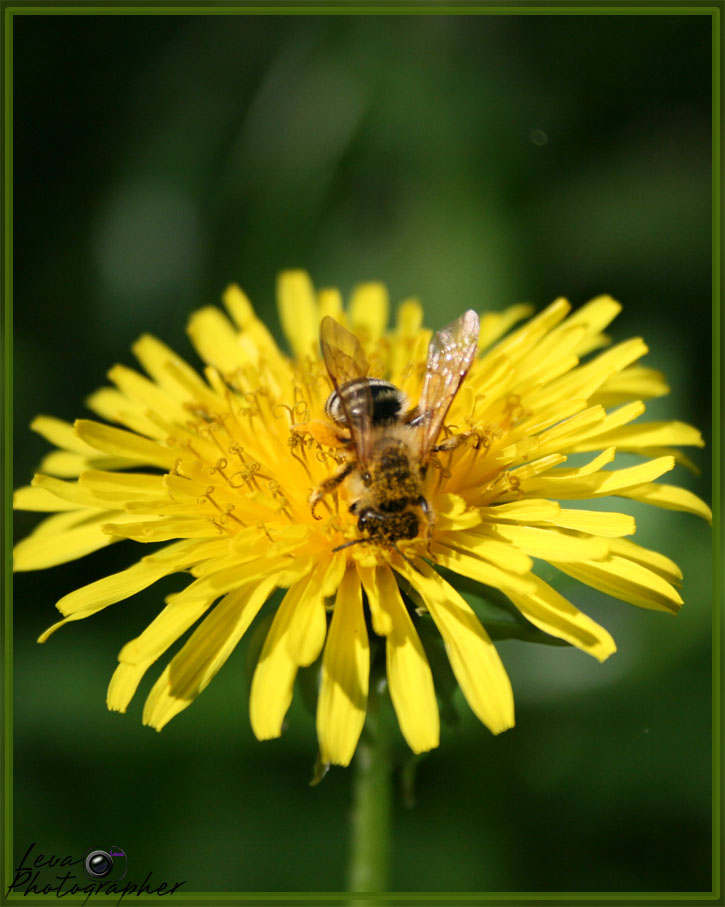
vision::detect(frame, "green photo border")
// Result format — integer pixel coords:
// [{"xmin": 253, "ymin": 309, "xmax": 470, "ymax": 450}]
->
[{"xmin": 1, "ymin": 2, "xmax": 721, "ymax": 905}]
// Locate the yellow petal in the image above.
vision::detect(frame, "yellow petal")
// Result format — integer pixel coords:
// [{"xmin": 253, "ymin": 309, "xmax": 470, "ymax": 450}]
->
[
  {"xmin": 31, "ymin": 474, "xmax": 102, "ymax": 508},
  {"xmin": 619, "ymin": 483, "xmax": 712, "ymax": 523},
  {"xmin": 539, "ymin": 294, "xmax": 620, "ymax": 358},
  {"xmin": 171, "ymin": 552, "xmax": 310, "ymax": 607},
  {"xmin": 104, "ymin": 547, "xmax": 233, "ymax": 713},
  {"xmin": 561, "ymin": 294, "xmax": 621, "ymax": 338},
  {"xmin": 545, "ymin": 401, "xmax": 646, "ymax": 452},
  {"xmin": 316, "ymin": 567, "xmax": 369, "ymax": 766},
  {"xmin": 36, "ymin": 450, "xmax": 129, "ymax": 478},
  {"xmin": 142, "ymin": 577, "xmax": 277, "ymax": 729},
  {"xmin": 222, "ymin": 283, "xmax": 255, "ymax": 328},
  {"xmin": 440, "ymin": 529, "xmax": 533, "ymax": 574},
  {"xmin": 533, "ymin": 405, "xmax": 607, "ymax": 452},
  {"xmin": 491, "ymin": 298, "xmax": 571, "ymax": 364},
  {"xmin": 395, "ymin": 298, "xmax": 424, "ymax": 337},
  {"xmin": 357, "ymin": 564, "xmax": 394, "ymax": 636},
  {"xmin": 514, "ymin": 324, "xmax": 586, "ymax": 387},
  {"xmin": 488, "ymin": 524, "xmax": 611, "ymax": 563},
  {"xmin": 582, "ymin": 401, "xmax": 646, "ymax": 433},
  {"xmin": 512, "ymin": 398, "xmax": 588, "ymax": 440},
  {"xmin": 74, "ymin": 420, "xmax": 177, "ymax": 469},
  {"xmin": 131, "ymin": 333, "xmax": 207, "ymax": 398},
  {"xmin": 571, "ymin": 420, "xmax": 705, "ymax": 454},
  {"xmin": 317, "ymin": 287, "xmax": 344, "ymax": 322},
  {"xmin": 592, "ymin": 366, "xmax": 670, "ymax": 404},
  {"xmin": 519, "ymin": 455, "xmax": 674, "ymax": 500},
  {"xmin": 37, "ymin": 541, "xmax": 206, "ymax": 643},
  {"xmin": 556, "ymin": 556, "xmax": 683, "ymax": 613},
  {"xmin": 78, "ymin": 470, "xmax": 167, "ymax": 505},
  {"xmin": 106, "ymin": 584, "xmax": 223, "ymax": 712},
  {"xmin": 249, "ymin": 576, "xmax": 310, "ymax": 740},
  {"xmin": 376, "ymin": 565, "xmax": 439, "ymax": 754},
  {"xmin": 30, "ymin": 415, "xmax": 98, "ymax": 454},
  {"xmin": 478, "ymin": 499, "xmax": 561, "ymax": 524},
  {"xmin": 14, "ymin": 513, "xmax": 118, "ymax": 571},
  {"xmin": 187, "ymin": 306, "xmax": 246, "ymax": 374},
  {"xmin": 349, "ymin": 283, "xmax": 389, "ymax": 342},
  {"xmin": 472, "ymin": 352, "xmax": 514, "ymax": 400},
  {"xmin": 544, "ymin": 508, "xmax": 635, "ymax": 538},
  {"xmin": 530, "ymin": 338, "xmax": 648, "ymax": 410},
  {"xmin": 397, "ymin": 559, "xmax": 514, "ymax": 735},
  {"xmin": 56, "ymin": 539, "xmax": 208, "ymax": 619},
  {"xmin": 608, "ymin": 538, "xmax": 682, "ymax": 585},
  {"xmin": 118, "ymin": 592, "xmax": 217, "ymax": 668},
  {"xmin": 432, "ymin": 542, "xmax": 536, "ymax": 596},
  {"xmin": 432, "ymin": 493, "xmax": 484, "ymax": 532},
  {"xmin": 14, "ymin": 484, "xmax": 81, "ymax": 512},
  {"xmin": 478, "ymin": 303, "xmax": 534, "ymax": 351},
  {"xmin": 15, "ymin": 508, "xmax": 100, "ymax": 541},
  {"xmin": 101, "ymin": 516, "xmax": 218, "ymax": 542},
  {"xmin": 284, "ymin": 560, "xmax": 330, "ymax": 667},
  {"xmin": 503, "ymin": 453, "xmax": 568, "ymax": 485},
  {"xmin": 106, "ymin": 663, "xmax": 147, "ymax": 713},
  {"xmin": 85, "ymin": 387, "xmax": 164, "ymax": 438},
  {"xmin": 504, "ymin": 573, "xmax": 616, "ymax": 662},
  {"xmin": 277, "ymin": 270, "xmax": 319, "ymax": 360},
  {"xmin": 106, "ymin": 363, "xmax": 187, "ymax": 420}
]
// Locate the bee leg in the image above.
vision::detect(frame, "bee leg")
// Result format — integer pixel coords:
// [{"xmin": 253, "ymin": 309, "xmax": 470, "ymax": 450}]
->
[
  {"xmin": 417, "ymin": 495, "xmax": 436, "ymax": 555},
  {"xmin": 310, "ymin": 461, "xmax": 354, "ymax": 519},
  {"xmin": 432, "ymin": 433, "xmax": 467, "ymax": 454},
  {"xmin": 296, "ymin": 419, "xmax": 350, "ymax": 448},
  {"xmin": 402, "ymin": 405, "xmax": 422, "ymax": 425},
  {"xmin": 390, "ymin": 544, "xmax": 422, "ymax": 572}
]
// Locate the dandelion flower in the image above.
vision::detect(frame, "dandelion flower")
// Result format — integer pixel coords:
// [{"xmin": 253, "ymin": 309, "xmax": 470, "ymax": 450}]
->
[{"xmin": 14, "ymin": 271, "xmax": 711, "ymax": 766}]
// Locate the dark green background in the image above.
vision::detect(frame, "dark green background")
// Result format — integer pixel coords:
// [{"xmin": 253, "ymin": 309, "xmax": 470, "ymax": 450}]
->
[{"xmin": 12, "ymin": 10, "xmax": 713, "ymax": 896}]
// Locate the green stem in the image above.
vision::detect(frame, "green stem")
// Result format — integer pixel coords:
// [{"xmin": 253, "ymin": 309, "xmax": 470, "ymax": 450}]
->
[{"xmin": 347, "ymin": 687, "xmax": 392, "ymax": 894}]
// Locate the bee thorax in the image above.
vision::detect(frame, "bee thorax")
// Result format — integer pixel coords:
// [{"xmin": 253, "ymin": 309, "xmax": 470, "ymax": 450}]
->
[{"xmin": 325, "ymin": 378, "xmax": 407, "ymax": 426}]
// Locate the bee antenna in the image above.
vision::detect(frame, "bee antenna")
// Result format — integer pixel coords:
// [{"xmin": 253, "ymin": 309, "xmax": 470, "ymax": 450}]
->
[
  {"xmin": 391, "ymin": 545, "xmax": 422, "ymax": 572},
  {"xmin": 332, "ymin": 537, "xmax": 371, "ymax": 553}
]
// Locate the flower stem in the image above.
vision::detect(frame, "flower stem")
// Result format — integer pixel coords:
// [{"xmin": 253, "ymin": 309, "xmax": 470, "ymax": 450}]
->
[{"xmin": 347, "ymin": 686, "xmax": 392, "ymax": 894}]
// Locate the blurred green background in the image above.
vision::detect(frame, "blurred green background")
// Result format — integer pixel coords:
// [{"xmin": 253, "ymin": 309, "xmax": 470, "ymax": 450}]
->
[{"xmin": 12, "ymin": 10, "xmax": 712, "ymax": 897}]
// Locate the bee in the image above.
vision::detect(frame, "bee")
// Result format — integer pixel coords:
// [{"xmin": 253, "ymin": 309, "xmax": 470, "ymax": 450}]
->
[{"xmin": 310, "ymin": 309, "xmax": 481, "ymax": 552}]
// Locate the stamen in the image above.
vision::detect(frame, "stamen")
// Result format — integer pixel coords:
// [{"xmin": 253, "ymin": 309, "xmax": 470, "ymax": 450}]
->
[
  {"xmin": 223, "ymin": 503, "xmax": 246, "ymax": 527},
  {"xmin": 207, "ymin": 516, "xmax": 227, "ymax": 535},
  {"xmin": 256, "ymin": 521, "xmax": 275, "ymax": 543},
  {"xmin": 207, "ymin": 458, "xmax": 230, "ymax": 482},
  {"xmin": 229, "ymin": 469, "xmax": 254, "ymax": 490},
  {"xmin": 183, "ymin": 441, "xmax": 203, "ymax": 460},
  {"xmin": 184, "ymin": 402, "xmax": 214, "ymax": 424},
  {"xmin": 505, "ymin": 394, "xmax": 525, "ymax": 424},
  {"xmin": 273, "ymin": 402, "xmax": 296, "ymax": 424},
  {"xmin": 267, "ymin": 480, "xmax": 294, "ymax": 521},
  {"xmin": 198, "ymin": 486, "xmax": 222, "ymax": 511},
  {"xmin": 288, "ymin": 431, "xmax": 314, "ymax": 480}
]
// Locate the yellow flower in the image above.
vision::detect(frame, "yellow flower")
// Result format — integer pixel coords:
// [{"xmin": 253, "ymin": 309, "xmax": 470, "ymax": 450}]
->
[{"xmin": 14, "ymin": 271, "xmax": 710, "ymax": 766}]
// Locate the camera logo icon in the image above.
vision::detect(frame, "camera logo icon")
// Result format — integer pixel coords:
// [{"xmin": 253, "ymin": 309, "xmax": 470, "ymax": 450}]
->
[{"xmin": 83, "ymin": 847, "xmax": 127, "ymax": 880}]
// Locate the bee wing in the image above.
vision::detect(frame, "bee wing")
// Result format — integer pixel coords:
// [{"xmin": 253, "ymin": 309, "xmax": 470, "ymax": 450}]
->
[
  {"xmin": 416, "ymin": 309, "xmax": 480, "ymax": 464},
  {"xmin": 320, "ymin": 316, "xmax": 374, "ymax": 469}
]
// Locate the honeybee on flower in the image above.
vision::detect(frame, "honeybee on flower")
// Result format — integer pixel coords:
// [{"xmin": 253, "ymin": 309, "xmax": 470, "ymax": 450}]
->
[
  {"xmin": 13, "ymin": 271, "xmax": 710, "ymax": 767},
  {"xmin": 309, "ymin": 309, "xmax": 480, "ymax": 555}
]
